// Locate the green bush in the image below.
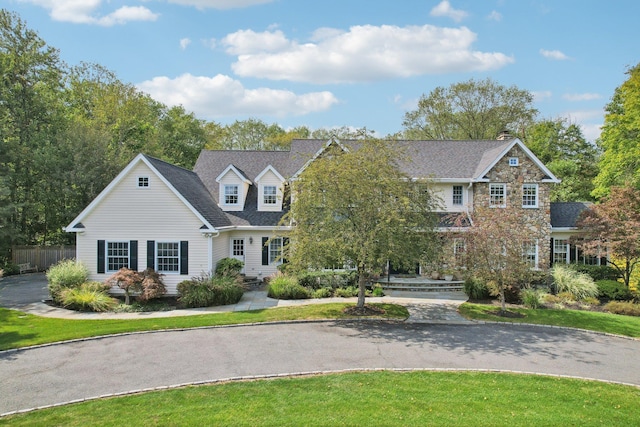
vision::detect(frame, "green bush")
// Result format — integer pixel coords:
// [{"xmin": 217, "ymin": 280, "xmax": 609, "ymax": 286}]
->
[
  {"xmin": 463, "ymin": 277, "xmax": 491, "ymax": 300},
  {"xmin": 603, "ymin": 301, "xmax": 640, "ymax": 316},
  {"xmin": 597, "ymin": 280, "xmax": 633, "ymax": 302},
  {"xmin": 0, "ymin": 262, "xmax": 19, "ymax": 276},
  {"xmin": 334, "ymin": 286, "xmax": 359, "ymax": 297},
  {"xmin": 46, "ymin": 260, "xmax": 89, "ymax": 304},
  {"xmin": 177, "ymin": 274, "xmax": 244, "ymax": 308},
  {"xmin": 312, "ymin": 287, "xmax": 332, "ymax": 298},
  {"xmin": 567, "ymin": 264, "xmax": 619, "ymax": 281},
  {"xmin": 371, "ymin": 284, "xmax": 385, "ymax": 297},
  {"xmin": 60, "ymin": 283, "xmax": 117, "ymax": 312},
  {"xmin": 551, "ymin": 264, "xmax": 599, "ymax": 301},
  {"xmin": 268, "ymin": 275, "xmax": 310, "ymax": 299},
  {"xmin": 297, "ymin": 271, "xmax": 357, "ymax": 290},
  {"xmin": 215, "ymin": 258, "xmax": 244, "ymax": 277},
  {"xmin": 521, "ymin": 288, "xmax": 543, "ymax": 309}
]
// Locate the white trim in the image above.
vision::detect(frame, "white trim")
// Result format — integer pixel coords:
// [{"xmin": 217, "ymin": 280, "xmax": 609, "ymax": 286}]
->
[
  {"xmin": 522, "ymin": 183, "xmax": 539, "ymax": 208},
  {"xmin": 255, "ymin": 165, "xmax": 285, "ymax": 183},
  {"xmin": 215, "ymin": 164, "xmax": 252, "ymax": 184},
  {"xmin": 223, "ymin": 184, "xmax": 240, "ymax": 206},
  {"xmin": 155, "ymin": 241, "xmax": 180, "ymax": 274},
  {"xmin": 489, "ymin": 183, "xmax": 507, "ymax": 208},
  {"xmin": 137, "ymin": 176, "xmax": 150, "ymax": 188},
  {"xmin": 106, "ymin": 240, "xmax": 130, "ymax": 273},
  {"xmin": 476, "ymin": 139, "xmax": 560, "ymax": 183}
]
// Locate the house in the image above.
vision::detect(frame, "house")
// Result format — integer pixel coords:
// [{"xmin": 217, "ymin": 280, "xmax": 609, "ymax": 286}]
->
[{"xmin": 65, "ymin": 137, "xmax": 591, "ymax": 295}]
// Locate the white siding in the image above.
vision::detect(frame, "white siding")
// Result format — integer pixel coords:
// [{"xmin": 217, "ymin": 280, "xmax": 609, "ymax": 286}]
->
[
  {"xmin": 431, "ymin": 183, "xmax": 472, "ymax": 212},
  {"xmin": 213, "ymin": 230, "xmax": 285, "ymax": 280},
  {"xmin": 257, "ymin": 169, "xmax": 284, "ymax": 212},
  {"xmin": 218, "ymin": 171, "xmax": 250, "ymax": 211},
  {"xmin": 76, "ymin": 162, "xmax": 210, "ymax": 295}
]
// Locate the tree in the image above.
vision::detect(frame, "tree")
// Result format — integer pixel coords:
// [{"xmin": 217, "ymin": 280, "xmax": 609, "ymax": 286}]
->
[
  {"xmin": 593, "ymin": 63, "xmax": 640, "ymax": 198},
  {"xmin": 453, "ymin": 207, "xmax": 538, "ymax": 313},
  {"xmin": 157, "ymin": 105, "xmax": 207, "ymax": 168},
  {"xmin": 575, "ymin": 185, "xmax": 640, "ymax": 288},
  {"xmin": 524, "ymin": 118, "xmax": 599, "ymax": 202},
  {"xmin": 282, "ymin": 139, "xmax": 441, "ymax": 309},
  {"xmin": 402, "ymin": 78, "xmax": 537, "ymax": 140}
]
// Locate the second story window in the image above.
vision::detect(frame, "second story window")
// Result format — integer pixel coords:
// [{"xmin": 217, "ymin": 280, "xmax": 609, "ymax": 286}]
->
[
  {"xmin": 263, "ymin": 185, "xmax": 277, "ymax": 205},
  {"xmin": 452, "ymin": 185, "xmax": 463, "ymax": 205},
  {"xmin": 224, "ymin": 185, "xmax": 239, "ymax": 205},
  {"xmin": 522, "ymin": 184, "xmax": 538, "ymax": 208},
  {"xmin": 138, "ymin": 176, "xmax": 149, "ymax": 188},
  {"xmin": 489, "ymin": 183, "xmax": 506, "ymax": 207}
]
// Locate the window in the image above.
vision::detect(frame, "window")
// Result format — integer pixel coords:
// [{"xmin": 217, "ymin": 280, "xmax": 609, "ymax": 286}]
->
[
  {"xmin": 452, "ymin": 185, "xmax": 463, "ymax": 205},
  {"xmin": 107, "ymin": 241, "xmax": 129, "ymax": 271},
  {"xmin": 232, "ymin": 239, "xmax": 244, "ymax": 257},
  {"xmin": 489, "ymin": 183, "xmax": 506, "ymax": 207},
  {"xmin": 263, "ymin": 185, "xmax": 277, "ymax": 205},
  {"xmin": 156, "ymin": 242, "xmax": 179, "ymax": 272},
  {"xmin": 453, "ymin": 238, "xmax": 466, "ymax": 266},
  {"xmin": 224, "ymin": 185, "xmax": 239, "ymax": 205},
  {"xmin": 269, "ymin": 237, "xmax": 283, "ymax": 264},
  {"xmin": 553, "ymin": 239, "xmax": 569, "ymax": 264},
  {"xmin": 138, "ymin": 176, "xmax": 149, "ymax": 188},
  {"xmin": 522, "ymin": 241, "xmax": 538, "ymax": 268},
  {"xmin": 509, "ymin": 157, "xmax": 519, "ymax": 167},
  {"xmin": 522, "ymin": 184, "xmax": 538, "ymax": 208}
]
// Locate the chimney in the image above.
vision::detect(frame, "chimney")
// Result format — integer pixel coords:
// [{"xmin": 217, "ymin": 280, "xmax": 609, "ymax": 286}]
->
[{"xmin": 497, "ymin": 130, "xmax": 512, "ymax": 140}]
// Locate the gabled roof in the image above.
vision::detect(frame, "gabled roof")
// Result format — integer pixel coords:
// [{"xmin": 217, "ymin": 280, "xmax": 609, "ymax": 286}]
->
[
  {"xmin": 66, "ymin": 154, "xmax": 230, "ymax": 232},
  {"xmin": 215, "ymin": 164, "xmax": 252, "ymax": 184},
  {"xmin": 255, "ymin": 165, "xmax": 285, "ymax": 183},
  {"xmin": 550, "ymin": 202, "xmax": 591, "ymax": 228}
]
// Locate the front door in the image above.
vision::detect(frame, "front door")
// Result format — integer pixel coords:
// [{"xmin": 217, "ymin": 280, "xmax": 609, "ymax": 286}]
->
[{"xmin": 231, "ymin": 238, "xmax": 246, "ymax": 273}]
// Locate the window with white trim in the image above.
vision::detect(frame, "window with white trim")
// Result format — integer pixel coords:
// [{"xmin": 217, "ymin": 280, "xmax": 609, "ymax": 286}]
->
[
  {"xmin": 107, "ymin": 241, "xmax": 129, "ymax": 271},
  {"xmin": 156, "ymin": 242, "xmax": 179, "ymax": 272},
  {"xmin": 453, "ymin": 238, "xmax": 466, "ymax": 266},
  {"xmin": 138, "ymin": 176, "xmax": 149, "ymax": 188},
  {"xmin": 452, "ymin": 185, "xmax": 463, "ymax": 206},
  {"xmin": 269, "ymin": 237, "xmax": 283, "ymax": 265},
  {"xmin": 263, "ymin": 185, "xmax": 277, "ymax": 205},
  {"xmin": 509, "ymin": 157, "xmax": 519, "ymax": 167},
  {"xmin": 553, "ymin": 239, "xmax": 569, "ymax": 264},
  {"xmin": 232, "ymin": 239, "xmax": 244, "ymax": 257},
  {"xmin": 522, "ymin": 184, "xmax": 538, "ymax": 208},
  {"xmin": 489, "ymin": 183, "xmax": 506, "ymax": 207},
  {"xmin": 224, "ymin": 185, "xmax": 239, "ymax": 205},
  {"xmin": 522, "ymin": 241, "xmax": 538, "ymax": 268}
]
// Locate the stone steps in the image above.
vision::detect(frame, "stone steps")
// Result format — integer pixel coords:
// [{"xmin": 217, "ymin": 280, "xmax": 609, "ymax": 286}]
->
[{"xmin": 376, "ymin": 278, "xmax": 464, "ymax": 293}]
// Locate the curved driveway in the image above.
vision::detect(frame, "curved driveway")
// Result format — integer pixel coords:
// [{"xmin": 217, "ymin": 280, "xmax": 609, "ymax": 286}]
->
[{"xmin": 2, "ymin": 321, "xmax": 639, "ymax": 414}]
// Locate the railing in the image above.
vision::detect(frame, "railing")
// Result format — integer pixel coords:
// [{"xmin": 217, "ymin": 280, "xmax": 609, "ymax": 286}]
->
[{"xmin": 11, "ymin": 245, "xmax": 77, "ymax": 271}]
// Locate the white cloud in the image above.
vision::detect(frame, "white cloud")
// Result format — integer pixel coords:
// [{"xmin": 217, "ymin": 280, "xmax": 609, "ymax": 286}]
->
[
  {"xmin": 563, "ymin": 93, "xmax": 601, "ymax": 101},
  {"xmin": 487, "ymin": 11, "xmax": 502, "ymax": 21},
  {"xmin": 430, "ymin": 1, "xmax": 469, "ymax": 23},
  {"xmin": 136, "ymin": 73, "xmax": 339, "ymax": 118},
  {"xmin": 223, "ymin": 25, "xmax": 513, "ymax": 84},
  {"xmin": 180, "ymin": 38, "xmax": 192, "ymax": 50},
  {"xmin": 540, "ymin": 49, "xmax": 570, "ymax": 60},
  {"xmin": 167, "ymin": 0, "xmax": 273, "ymax": 9},
  {"xmin": 20, "ymin": 0, "xmax": 159, "ymax": 26},
  {"xmin": 558, "ymin": 110, "xmax": 604, "ymax": 142},
  {"xmin": 532, "ymin": 90, "xmax": 553, "ymax": 102}
]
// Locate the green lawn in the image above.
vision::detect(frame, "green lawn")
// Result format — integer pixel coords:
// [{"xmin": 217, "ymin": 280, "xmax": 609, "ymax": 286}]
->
[
  {"xmin": 1, "ymin": 371, "xmax": 639, "ymax": 426},
  {"xmin": 459, "ymin": 303, "xmax": 640, "ymax": 338},
  {"xmin": 0, "ymin": 303, "xmax": 408, "ymax": 350}
]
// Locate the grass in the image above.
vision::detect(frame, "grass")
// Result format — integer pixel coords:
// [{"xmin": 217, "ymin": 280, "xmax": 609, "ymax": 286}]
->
[
  {"xmin": 459, "ymin": 303, "xmax": 640, "ymax": 338},
  {"xmin": 1, "ymin": 371, "xmax": 639, "ymax": 426},
  {"xmin": 0, "ymin": 303, "xmax": 408, "ymax": 351}
]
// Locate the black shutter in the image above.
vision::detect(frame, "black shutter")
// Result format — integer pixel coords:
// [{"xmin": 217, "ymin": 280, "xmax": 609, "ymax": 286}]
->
[
  {"xmin": 569, "ymin": 243, "xmax": 577, "ymax": 263},
  {"xmin": 147, "ymin": 240, "xmax": 155, "ymax": 269},
  {"xmin": 282, "ymin": 237, "xmax": 290, "ymax": 264},
  {"xmin": 180, "ymin": 241, "xmax": 188, "ymax": 275},
  {"xmin": 97, "ymin": 240, "xmax": 105, "ymax": 274},
  {"xmin": 129, "ymin": 240, "xmax": 138, "ymax": 271},
  {"xmin": 549, "ymin": 238, "xmax": 554, "ymax": 267},
  {"xmin": 262, "ymin": 237, "xmax": 269, "ymax": 265}
]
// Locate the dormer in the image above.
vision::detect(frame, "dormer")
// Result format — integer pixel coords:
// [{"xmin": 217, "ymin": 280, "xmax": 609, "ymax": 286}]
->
[
  {"xmin": 216, "ymin": 165, "xmax": 252, "ymax": 211},
  {"xmin": 255, "ymin": 165, "xmax": 285, "ymax": 212}
]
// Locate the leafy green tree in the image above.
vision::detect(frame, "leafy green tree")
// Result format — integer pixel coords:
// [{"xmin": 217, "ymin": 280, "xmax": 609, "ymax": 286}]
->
[
  {"xmin": 402, "ymin": 78, "xmax": 537, "ymax": 140},
  {"xmin": 524, "ymin": 118, "xmax": 599, "ymax": 201},
  {"xmin": 282, "ymin": 139, "xmax": 441, "ymax": 308},
  {"xmin": 593, "ymin": 63, "xmax": 640, "ymax": 198},
  {"xmin": 157, "ymin": 105, "xmax": 207, "ymax": 168},
  {"xmin": 576, "ymin": 185, "xmax": 640, "ymax": 288}
]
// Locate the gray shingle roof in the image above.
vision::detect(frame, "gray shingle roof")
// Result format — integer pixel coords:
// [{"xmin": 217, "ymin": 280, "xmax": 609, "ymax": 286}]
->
[
  {"xmin": 144, "ymin": 155, "xmax": 231, "ymax": 229},
  {"xmin": 550, "ymin": 202, "xmax": 591, "ymax": 228}
]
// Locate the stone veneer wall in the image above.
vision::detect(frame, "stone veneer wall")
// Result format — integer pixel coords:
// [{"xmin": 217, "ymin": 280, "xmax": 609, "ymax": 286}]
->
[{"xmin": 472, "ymin": 145, "xmax": 552, "ymax": 269}]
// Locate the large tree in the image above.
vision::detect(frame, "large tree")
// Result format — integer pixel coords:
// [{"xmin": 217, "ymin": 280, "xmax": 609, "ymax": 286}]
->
[
  {"xmin": 282, "ymin": 139, "xmax": 441, "ymax": 308},
  {"xmin": 524, "ymin": 118, "xmax": 599, "ymax": 202},
  {"xmin": 402, "ymin": 78, "xmax": 538, "ymax": 140},
  {"xmin": 592, "ymin": 63, "xmax": 640, "ymax": 198},
  {"xmin": 575, "ymin": 185, "xmax": 640, "ymax": 288}
]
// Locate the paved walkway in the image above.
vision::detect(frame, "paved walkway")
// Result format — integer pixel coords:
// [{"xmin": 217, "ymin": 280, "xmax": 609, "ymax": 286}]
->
[{"xmin": 0, "ymin": 273, "xmax": 472, "ymax": 324}]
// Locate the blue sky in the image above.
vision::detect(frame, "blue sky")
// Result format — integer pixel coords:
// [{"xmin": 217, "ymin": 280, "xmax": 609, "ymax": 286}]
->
[{"xmin": 6, "ymin": 0, "xmax": 640, "ymax": 141}]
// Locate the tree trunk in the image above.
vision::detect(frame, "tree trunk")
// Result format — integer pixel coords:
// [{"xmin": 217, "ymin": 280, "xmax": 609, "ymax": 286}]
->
[
  {"xmin": 124, "ymin": 290, "xmax": 130, "ymax": 305},
  {"xmin": 499, "ymin": 283, "xmax": 506, "ymax": 314},
  {"xmin": 357, "ymin": 267, "xmax": 366, "ymax": 308}
]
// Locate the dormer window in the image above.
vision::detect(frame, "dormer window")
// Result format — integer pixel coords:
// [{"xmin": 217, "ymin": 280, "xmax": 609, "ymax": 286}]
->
[
  {"xmin": 509, "ymin": 157, "xmax": 519, "ymax": 167},
  {"xmin": 263, "ymin": 185, "xmax": 277, "ymax": 205},
  {"xmin": 224, "ymin": 185, "xmax": 239, "ymax": 205},
  {"xmin": 138, "ymin": 176, "xmax": 149, "ymax": 188}
]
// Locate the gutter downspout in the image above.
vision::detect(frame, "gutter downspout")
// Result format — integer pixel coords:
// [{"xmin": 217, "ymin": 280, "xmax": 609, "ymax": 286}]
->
[
  {"xmin": 466, "ymin": 181, "xmax": 474, "ymax": 226},
  {"xmin": 205, "ymin": 230, "xmax": 220, "ymax": 273}
]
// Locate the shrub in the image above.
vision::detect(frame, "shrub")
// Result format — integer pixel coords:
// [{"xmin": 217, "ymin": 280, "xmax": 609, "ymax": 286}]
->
[
  {"xmin": 371, "ymin": 284, "xmax": 385, "ymax": 297},
  {"xmin": 551, "ymin": 264, "xmax": 598, "ymax": 301},
  {"xmin": 603, "ymin": 301, "xmax": 640, "ymax": 317},
  {"xmin": 298, "ymin": 271, "xmax": 357, "ymax": 290},
  {"xmin": 105, "ymin": 268, "xmax": 143, "ymax": 305},
  {"xmin": 0, "ymin": 268, "xmax": 3, "ymax": 278},
  {"xmin": 312, "ymin": 287, "xmax": 332, "ymax": 298},
  {"xmin": 597, "ymin": 280, "xmax": 633, "ymax": 302},
  {"xmin": 0, "ymin": 262, "xmax": 19, "ymax": 276},
  {"xmin": 47, "ymin": 260, "xmax": 89, "ymax": 304},
  {"xmin": 463, "ymin": 277, "xmax": 491, "ymax": 300},
  {"xmin": 334, "ymin": 286, "xmax": 359, "ymax": 297},
  {"xmin": 60, "ymin": 283, "xmax": 118, "ymax": 312},
  {"xmin": 177, "ymin": 274, "xmax": 244, "ymax": 308},
  {"xmin": 138, "ymin": 268, "xmax": 167, "ymax": 302},
  {"xmin": 567, "ymin": 264, "xmax": 619, "ymax": 281},
  {"xmin": 215, "ymin": 257, "xmax": 244, "ymax": 277},
  {"xmin": 268, "ymin": 274, "xmax": 310, "ymax": 299},
  {"xmin": 521, "ymin": 288, "xmax": 543, "ymax": 309}
]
